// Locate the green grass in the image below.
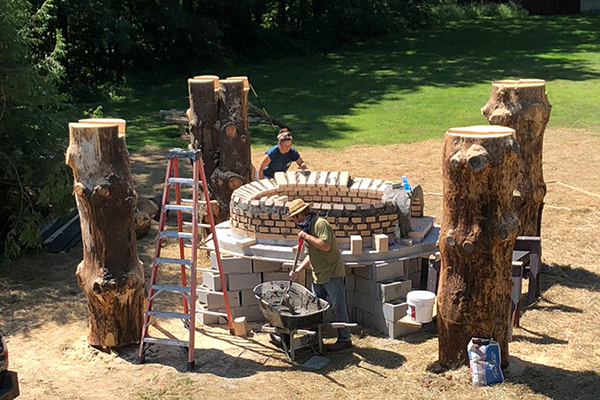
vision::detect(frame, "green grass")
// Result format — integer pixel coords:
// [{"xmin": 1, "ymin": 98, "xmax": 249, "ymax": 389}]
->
[{"xmin": 105, "ymin": 14, "xmax": 600, "ymax": 151}]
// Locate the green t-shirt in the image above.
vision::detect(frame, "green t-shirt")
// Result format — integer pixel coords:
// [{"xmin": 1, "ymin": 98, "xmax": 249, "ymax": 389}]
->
[{"xmin": 305, "ymin": 217, "xmax": 345, "ymax": 284}]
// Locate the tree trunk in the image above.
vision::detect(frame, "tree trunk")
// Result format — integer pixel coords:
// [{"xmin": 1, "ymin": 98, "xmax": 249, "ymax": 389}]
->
[
  {"xmin": 438, "ymin": 125, "xmax": 521, "ymax": 368},
  {"xmin": 481, "ymin": 79, "xmax": 551, "ymax": 236},
  {"xmin": 188, "ymin": 77, "xmax": 220, "ymax": 177},
  {"xmin": 66, "ymin": 122, "xmax": 145, "ymax": 348},
  {"xmin": 187, "ymin": 76, "xmax": 251, "ymax": 223}
]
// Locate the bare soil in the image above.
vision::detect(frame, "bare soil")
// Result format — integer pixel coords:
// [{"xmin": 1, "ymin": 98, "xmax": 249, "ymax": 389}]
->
[{"xmin": 1, "ymin": 127, "xmax": 599, "ymax": 400}]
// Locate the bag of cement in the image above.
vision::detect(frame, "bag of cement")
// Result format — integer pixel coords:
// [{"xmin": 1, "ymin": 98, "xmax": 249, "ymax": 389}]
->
[{"xmin": 467, "ymin": 338, "xmax": 504, "ymax": 386}]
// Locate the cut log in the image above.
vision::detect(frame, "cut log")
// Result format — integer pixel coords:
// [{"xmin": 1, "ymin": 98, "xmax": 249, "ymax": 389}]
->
[
  {"xmin": 188, "ymin": 78, "xmax": 220, "ymax": 177},
  {"xmin": 66, "ymin": 122, "xmax": 145, "ymax": 348},
  {"xmin": 481, "ymin": 79, "xmax": 551, "ymax": 236},
  {"xmin": 438, "ymin": 125, "xmax": 520, "ymax": 368}
]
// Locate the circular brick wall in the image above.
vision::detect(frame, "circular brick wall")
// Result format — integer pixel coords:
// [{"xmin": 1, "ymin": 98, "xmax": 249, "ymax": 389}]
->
[{"xmin": 229, "ymin": 171, "xmax": 400, "ymax": 243}]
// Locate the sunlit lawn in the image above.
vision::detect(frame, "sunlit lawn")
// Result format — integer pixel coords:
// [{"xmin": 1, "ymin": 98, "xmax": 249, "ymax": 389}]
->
[{"xmin": 106, "ymin": 14, "xmax": 600, "ymax": 151}]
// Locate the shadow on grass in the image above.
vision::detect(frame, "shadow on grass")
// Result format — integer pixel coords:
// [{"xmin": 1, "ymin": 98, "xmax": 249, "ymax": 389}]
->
[
  {"xmin": 509, "ymin": 356, "xmax": 600, "ymax": 400},
  {"xmin": 511, "ymin": 326, "xmax": 568, "ymax": 345},
  {"xmin": 541, "ymin": 262, "xmax": 600, "ymax": 292},
  {"xmin": 106, "ymin": 14, "xmax": 600, "ymax": 151}
]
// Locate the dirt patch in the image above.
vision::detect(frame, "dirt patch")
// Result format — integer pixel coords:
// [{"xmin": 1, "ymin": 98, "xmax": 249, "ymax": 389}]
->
[{"xmin": 1, "ymin": 127, "xmax": 599, "ymax": 400}]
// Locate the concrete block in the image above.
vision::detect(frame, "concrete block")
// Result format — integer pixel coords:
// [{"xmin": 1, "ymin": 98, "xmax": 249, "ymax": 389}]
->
[
  {"xmin": 197, "ymin": 289, "xmax": 241, "ymax": 309},
  {"xmin": 228, "ymin": 273, "xmax": 262, "ymax": 291},
  {"xmin": 355, "ymin": 276, "xmax": 379, "ymax": 299},
  {"xmin": 372, "ymin": 260, "xmax": 405, "ymax": 282},
  {"xmin": 196, "ymin": 310, "xmax": 220, "ymax": 325},
  {"xmin": 345, "ymin": 290, "xmax": 355, "ymax": 307},
  {"xmin": 202, "ymin": 269, "xmax": 227, "ymax": 291},
  {"xmin": 407, "ymin": 257, "xmax": 420, "ymax": 274},
  {"xmin": 409, "ymin": 272, "xmax": 422, "ymax": 288},
  {"xmin": 379, "ymin": 300, "xmax": 408, "ymax": 323},
  {"xmin": 372, "ymin": 234, "xmax": 389, "ymax": 252},
  {"xmin": 240, "ymin": 288, "xmax": 258, "ymax": 307},
  {"xmin": 355, "ymin": 291, "xmax": 376, "ymax": 314},
  {"xmin": 252, "ymin": 259, "xmax": 283, "ymax": 273},
  {"xmin": 345, "ymin": 275, "xmax": 356, "ymax": 292},
  {"xmin": 386, "ymin": 320, "xmax": 420, "ymax": 338},
  {"xmin": 263, "ymin": 272, "xmax": 290, "ymax": 282},
  {"xmin": 232, "ymin": 305, "xmax": 264, "ymax": 322},
  {"xmin": 350, "ymin": 235, "xmax": 362, "ymax": 255},
  {"xmin": 210, "ymin": 252, "xmax": 253, "ymax": 274},
  {"xmin": 380, "ymin": 278, "xmax": 412, "ymax": 303},
  {"xmin": 353, "ymin": 265, "xmax": 373, "ymax": 280}
]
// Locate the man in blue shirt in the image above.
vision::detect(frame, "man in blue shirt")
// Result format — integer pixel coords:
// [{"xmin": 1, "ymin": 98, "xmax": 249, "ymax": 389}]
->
[{"xmin": 257, "ymin": 128, "xmax": 307, "ymax": 179}]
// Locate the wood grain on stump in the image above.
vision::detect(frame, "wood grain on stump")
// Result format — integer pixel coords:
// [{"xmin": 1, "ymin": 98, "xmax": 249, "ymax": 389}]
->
[
  {"xmin": 438, "ymin": 125, "xmax": 520, "ymax": 368},
  {"xmin": 482, "ymin": 79, "xmax": 551, "ymax": 236},
  {"xmin": 66, "ymin": 122, "xmax": 145, "ymax": 347}
]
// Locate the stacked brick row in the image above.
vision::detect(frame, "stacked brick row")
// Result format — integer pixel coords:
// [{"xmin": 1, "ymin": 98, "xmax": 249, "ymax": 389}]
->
[{"xmin": 229, "ymin": 171, "xmax": 403, "ymax": 243}]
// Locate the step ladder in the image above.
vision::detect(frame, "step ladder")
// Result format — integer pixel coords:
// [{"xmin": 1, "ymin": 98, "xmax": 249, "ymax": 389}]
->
[{"xmin": 138, "ymin": 148, "xmax": 234, "ymax": 370}]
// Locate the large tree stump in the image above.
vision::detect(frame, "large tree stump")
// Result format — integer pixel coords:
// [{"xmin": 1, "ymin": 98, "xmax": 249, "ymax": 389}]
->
[
  {"xmin": 438, "ymin": 125, "xmax": 521, "ymax": 368},
  {"xmin": 481, "ymin": 79, "xmax": 551, "ymax": 236},
  {"xmin": 66, "ymin": 122, "xmax": 145, "ymax": 347},
  {"xmin": 187, "ymin": 75, "xmax": 252, "ymax": 223}
]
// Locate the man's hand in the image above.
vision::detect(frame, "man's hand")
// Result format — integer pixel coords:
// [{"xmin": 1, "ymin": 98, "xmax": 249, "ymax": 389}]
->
[{"xmin": 289, "ymin": 269, "xmax": 300, "ymax": 281}]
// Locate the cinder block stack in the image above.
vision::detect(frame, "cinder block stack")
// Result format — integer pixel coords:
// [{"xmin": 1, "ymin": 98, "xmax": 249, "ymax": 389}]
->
[{"xmin": 197, "ymin": 252, "xmax": 307, "ymax": 324}]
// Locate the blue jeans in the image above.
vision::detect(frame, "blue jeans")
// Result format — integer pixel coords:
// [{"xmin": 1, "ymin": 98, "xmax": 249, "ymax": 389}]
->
[{"xmin": 313, "ymin": 277, "xmax": 351, "ymax": 342}]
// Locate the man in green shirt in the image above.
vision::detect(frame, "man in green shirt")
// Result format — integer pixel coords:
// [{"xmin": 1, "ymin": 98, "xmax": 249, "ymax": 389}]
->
[{"xmin": 287, "ymin": 198, "xmax": 352, "ymax": 351}]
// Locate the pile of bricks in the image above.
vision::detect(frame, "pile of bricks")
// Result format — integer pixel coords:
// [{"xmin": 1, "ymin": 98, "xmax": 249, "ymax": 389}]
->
[{"xmin": 229, "ymin": 171, "xmax": 424, "ymax": 244}]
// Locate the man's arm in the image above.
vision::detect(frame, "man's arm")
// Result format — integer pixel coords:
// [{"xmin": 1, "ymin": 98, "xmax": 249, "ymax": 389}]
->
[
  {"xmin": 256, "ymin": 154, "xmax": 271, "ymax": 179},
  {"xmin": 295, "ymin": 156, "xmax": 307, "ymax": 171},
  {"xmin": 289, "ymin": 254, "xmax": 310, "ymax": 281},
  {"xmin": 299, "ymin": 230, "xmax": 330, "ymax": 252}
]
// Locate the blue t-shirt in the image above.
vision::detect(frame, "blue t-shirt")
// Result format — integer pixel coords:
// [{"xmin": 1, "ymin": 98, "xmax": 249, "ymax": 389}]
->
[{"xmin": 263, "ymin": 145, "xmax": 300, "ymax": 179}]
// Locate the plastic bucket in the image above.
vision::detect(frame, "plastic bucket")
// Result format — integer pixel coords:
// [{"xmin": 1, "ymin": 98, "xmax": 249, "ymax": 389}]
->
[{"xmin": 406, "ymin": 290, "xmax": 436, "ymax": 323}]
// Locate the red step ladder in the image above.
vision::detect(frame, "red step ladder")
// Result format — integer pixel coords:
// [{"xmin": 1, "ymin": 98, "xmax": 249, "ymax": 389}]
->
[{"xmin": 138, "ymin": 148, "xmax": 233, "ymax": 370}]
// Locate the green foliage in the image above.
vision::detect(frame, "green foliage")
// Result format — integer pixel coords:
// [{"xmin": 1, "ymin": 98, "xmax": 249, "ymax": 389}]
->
[
  {"xmin": 0, "ymin": 0, "xmax": 73, "ymax": 263},
  {"xmin": 428, "ymin": 1, "xmax": 529, "ymax": 22}
]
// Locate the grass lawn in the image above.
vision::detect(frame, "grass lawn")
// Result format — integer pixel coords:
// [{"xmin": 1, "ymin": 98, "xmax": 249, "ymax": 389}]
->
[{"xmin": 106, "ymin": 14, "xmax": 600, "ymax": 151}]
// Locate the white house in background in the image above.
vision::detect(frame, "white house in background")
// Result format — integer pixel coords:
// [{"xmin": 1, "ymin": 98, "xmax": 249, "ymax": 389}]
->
[{"xmin": 581, "ymin": 0, "xmax": 600, "ymax": 11}]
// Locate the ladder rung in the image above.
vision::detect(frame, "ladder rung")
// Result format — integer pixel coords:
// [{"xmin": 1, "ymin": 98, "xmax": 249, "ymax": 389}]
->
[
  {"xmin": 196, "ymin": 287, "xmax": 219, "ymax": 295},
  {"xmin": 184, "ymin": 244, "xmax": 214, "ymax": 250},
  {"xmin": 163, "ymin": 204, "xmax": 193, "ymax": 212},
  {"xmin": 147, "ymin": 311, "xmax": 190, "ymax": 320},
  {"xmin": 152, "ymin": 284, "xmax": 192, "ymax": 293},
  {"xmin": 183, "ymin": 221, "xmax": 212, "ymax": 229},
  {"xmin": 160, "ymin": 231, "xmax": 193, "ymax": 239},
  {"xmin": 167, "ymin": 178, "xmax": 196, "ymax": 186},
  {"xmin": 196, "ymin": 309, "xmax": 228, "ymax": 318},
  {"xmin": 143, "ymin": 337, "xmax": 189, "ymax": 347},
  {"xmin": 181, "ymin": 198, "xmax": 207, "ymax": 205},
  {"xmin": 155, "ymin": 258, "xmax": 192, "ymax": 266}
]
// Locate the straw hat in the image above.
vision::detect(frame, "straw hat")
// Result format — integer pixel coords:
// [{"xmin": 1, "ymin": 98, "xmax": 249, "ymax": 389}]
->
[{"xmin": 286, "ymin": 198, "xmax": 313, "ymax": 221}]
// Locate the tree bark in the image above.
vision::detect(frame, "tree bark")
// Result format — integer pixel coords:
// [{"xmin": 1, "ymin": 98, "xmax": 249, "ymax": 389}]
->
[
  {"xmin": 438, "ymin": 125, "xmax": 521, "ymax": 368},
  {"xmin": 188, "ymin": 78, "xmax": 220, "ymax": 177},
  {"xmin": 481, "ymin": 79, "xmax": 551, "ymax": 236},
  {"xmin": 66, "ymin": 122, "xmax": 145, "ymax": 348}
]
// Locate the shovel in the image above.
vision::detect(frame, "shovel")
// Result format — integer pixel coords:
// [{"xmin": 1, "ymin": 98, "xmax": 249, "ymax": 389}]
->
[{"xmin": 282, "ymin": 237, "xmax": 304, "ymax": 314}]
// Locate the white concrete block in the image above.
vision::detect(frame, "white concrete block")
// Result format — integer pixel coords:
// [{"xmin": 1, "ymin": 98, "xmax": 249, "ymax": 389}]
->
[
  {"xmin": 380, "ymin": 300, "xmax": 408, "ymax": 323},
  {"xmin": 372, "ymin": 260, "xmax": 405, "ymax": 282},
  {"xmin": 197, "ymin": 289, "xmax": 241, "ymax": 310},
  {"xmin": 355, "ymin": 292, "xmax": 376, "ymax": 314},
  {"xmin": 232, "ymin": 305, "xmax": 264, "ymax": 322},
  {"xmin": 345, "ymin": 275, "xmax": 356, "ymax": 292},
  {"xmin": 240, "ymin": 288, "xmax": 257, "ymax": 307},
  {"xmin": 386, "ymin": 320, "xmax": 420, "ymax": 338},
  {"xmin": 380, "ymin": 278, "xmax": 412, "ymax": 303},
  {"xmin": 210, "ymin": 252, "xmax": 253, "ymax": 274},
  {"xmin": 202, "ymin": 269, "xmax": 227, "ymax": 291},
  {"xmin": 252, "ymin": 259, "xmax": 283, "ymax": 273},
  {"xmin": 228, "ymin": 273, "xmax": 262, "ymax": 291},
  {"xmin": 262, "ymin": 272, "xmax": 290, "ymax": 282},
  {"xmin": 355, "ymin": 276, "xmax": 379, "ymax": 299}
]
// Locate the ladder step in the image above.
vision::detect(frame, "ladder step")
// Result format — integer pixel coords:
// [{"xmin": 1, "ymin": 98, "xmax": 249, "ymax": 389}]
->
[
  {"xmin": 147, "ymin": 311, "xmax": 191, "ymax": 320},
  {"xmin": 183, "ymin": 221, "xmax": 212, "ymax": 229},
  {"xmin": 181, "ymin": 198, "xmax": 207, "ymax": 205},
  {"xmin": 143, "ymin": 337, "xmax": 189, "ymax": 347},
  {"xmin": 155, "ymin": 258, "xmax": 192, "ymax": 266},
  {"xmin": 152, "ymin": 284, "xmax": 192, "ymax": 293},
  {"xmin": 167, "ymin": 178, "xmax": 196, "ymax": 186},
  {"xmin": 196, "ymin": 309, "xmax": 228, "ymax": 318},
  {"xmin": 163, "ymin": 204, "xmax": 194, "ymax": 212},
  {"xmin": 160, "ymin": 231, "xmax": 193, "ymax": 239}
]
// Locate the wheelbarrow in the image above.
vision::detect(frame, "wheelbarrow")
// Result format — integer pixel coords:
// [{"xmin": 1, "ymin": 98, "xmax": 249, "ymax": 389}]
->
[{"xmin": 254, "ymin": 281, "xmax": 356, "ymax": 361}]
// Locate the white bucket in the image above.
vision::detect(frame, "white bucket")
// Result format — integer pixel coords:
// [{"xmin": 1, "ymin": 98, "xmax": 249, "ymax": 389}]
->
[{"xmin": 406, "ymin": 290, "xmax": 436, "ymax": 323}]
